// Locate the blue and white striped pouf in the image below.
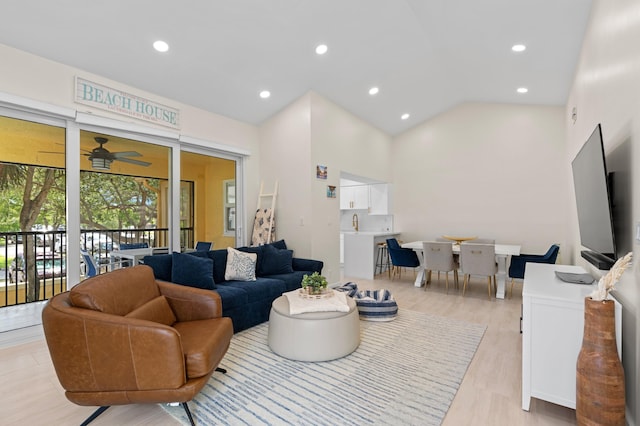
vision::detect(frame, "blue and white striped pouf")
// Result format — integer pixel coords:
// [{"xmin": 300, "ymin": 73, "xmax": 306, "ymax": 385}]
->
[{"xmin": 336, "ymin": 282, "xmax": 398, "ymax": 322}]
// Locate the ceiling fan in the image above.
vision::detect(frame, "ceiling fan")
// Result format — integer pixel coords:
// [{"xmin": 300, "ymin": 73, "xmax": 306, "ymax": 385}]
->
[{"xmin": 86, "ymin": 137, "xmax": 151, "ymax": 170}]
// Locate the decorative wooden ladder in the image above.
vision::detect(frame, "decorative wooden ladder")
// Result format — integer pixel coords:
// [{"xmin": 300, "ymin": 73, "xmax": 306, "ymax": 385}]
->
[{"xmin": 251, "ymin": 181, "xmax": 278, "ymax": 246}]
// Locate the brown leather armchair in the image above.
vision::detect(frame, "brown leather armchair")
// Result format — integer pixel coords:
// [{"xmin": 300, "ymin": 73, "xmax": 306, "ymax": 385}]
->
[{"xmin": 42, "ymin": 265, "xmax": 233, "ymax": 426}]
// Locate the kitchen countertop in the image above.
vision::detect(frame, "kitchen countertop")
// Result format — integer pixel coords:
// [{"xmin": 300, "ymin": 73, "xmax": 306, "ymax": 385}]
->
[{"xmin": 341, "ymin": 231, "xmax": 399, "ymax": 236}]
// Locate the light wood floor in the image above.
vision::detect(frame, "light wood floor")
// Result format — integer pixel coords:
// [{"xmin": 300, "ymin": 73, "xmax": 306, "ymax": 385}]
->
[{"xmin": 0, "ymin": 272, "xmax": 577, "ymax": 425}]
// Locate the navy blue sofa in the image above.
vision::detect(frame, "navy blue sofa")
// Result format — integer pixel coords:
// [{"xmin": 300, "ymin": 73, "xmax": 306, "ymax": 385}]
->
[{"xmin": 143, "ymin": 240, "xmax": 323, "ymax": 333}]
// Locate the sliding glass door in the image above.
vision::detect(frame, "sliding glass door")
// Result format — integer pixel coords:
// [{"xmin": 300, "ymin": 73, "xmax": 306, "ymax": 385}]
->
[
  {"xmin": 180, "ymin": 151, "xmax": 237, "ymax": 250},
  {"xmin": 0, "ymin": 115, "xmax": 67, "ymax": 305}
]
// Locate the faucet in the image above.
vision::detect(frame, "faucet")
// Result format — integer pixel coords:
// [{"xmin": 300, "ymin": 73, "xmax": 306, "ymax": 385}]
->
[{"xmin": 352, "ymin": 213, "xmax": 359, "ymax": 232}]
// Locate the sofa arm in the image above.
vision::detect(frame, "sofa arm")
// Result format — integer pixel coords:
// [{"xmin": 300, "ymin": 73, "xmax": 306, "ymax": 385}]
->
[
  {"xmin": 157, "ymin": 280, "xmax": 223, "ymax": 321},
  {"xmin": 292, "ymin": 258, "xmax": 324, "ymax": 273}
]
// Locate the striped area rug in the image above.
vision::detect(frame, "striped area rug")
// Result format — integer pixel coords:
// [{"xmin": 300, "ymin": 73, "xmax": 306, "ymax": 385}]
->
[{"xmin": 165, "ymin": 309, "xmax": 486, "ymax": 425}]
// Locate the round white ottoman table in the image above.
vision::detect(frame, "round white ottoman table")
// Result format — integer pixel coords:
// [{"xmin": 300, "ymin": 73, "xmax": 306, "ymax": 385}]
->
[{"xmin": 268, "ymin": 295, "xmax": 360, "ymax": 361}]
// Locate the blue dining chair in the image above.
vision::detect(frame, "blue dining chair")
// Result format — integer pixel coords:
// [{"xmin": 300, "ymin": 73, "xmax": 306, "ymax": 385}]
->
[
  {"xmin": 386, "ymin": 238, "xmax": 420, "ymax": 281},
  {"xmin": 508, "ymin": 244, "xmax": 560, "ymax": 298}
]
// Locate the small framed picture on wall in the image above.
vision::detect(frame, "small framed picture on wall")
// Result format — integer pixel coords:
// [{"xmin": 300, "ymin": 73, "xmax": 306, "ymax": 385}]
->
[{"xmin": 316, "ymin": 165, "xmax": 327, "ymax": 179}]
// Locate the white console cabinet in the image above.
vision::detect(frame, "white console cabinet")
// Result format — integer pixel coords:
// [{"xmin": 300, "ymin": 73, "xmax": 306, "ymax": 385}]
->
[{"xmin": 522, "ymin": 263, "xmax": 621, "ymax": 411}]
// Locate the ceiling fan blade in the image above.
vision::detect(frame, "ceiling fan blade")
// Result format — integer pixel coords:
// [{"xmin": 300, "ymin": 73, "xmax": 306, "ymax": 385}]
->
[
  {"xmin": 114, "ymin": 157, "xmax": 151, "ymax": 167},
  {"xmin": 112, "ymin": 151, "xmax": 142, "ymax": 158}
]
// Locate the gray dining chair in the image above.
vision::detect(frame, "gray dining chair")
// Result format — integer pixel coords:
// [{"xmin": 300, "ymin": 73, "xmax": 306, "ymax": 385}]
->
[
  {"xmin": 422, "ymin": 241, "xmax": 458, "ymax": 293},
  {"xmin": 460, "ymin": 242, "xmax": 498, "ymax": 300}
]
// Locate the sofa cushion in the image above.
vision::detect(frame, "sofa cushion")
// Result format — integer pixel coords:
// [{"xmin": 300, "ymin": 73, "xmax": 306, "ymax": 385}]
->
[
  {"xmin": 172, "ymin": 252, "xmax": 216, "ymax": 290},
  {"xmin": 260, "ymin": 244, "xmax": 294, "ymax": 275},
  {"xmin": 222, "ymin": 277, "xmax": 286, "ymax": 303},
  {"xmin": 225, "ymin": 247, "xmax": 257, "ymax": 281},
  {"xmin": 269, "ymin": 239, "xmax": 287, "ymax": 250},
  {"xmin": 237, "ymin": 245, "xmax": 263, "ymax": 274},
  {"xmin": 187, "ymin": 250, "xmax": 210, "ymax": 259},
  {"xmin": 143, "ymin": 253, "xmax": 173, "ymax": 281},
  {"xmin": 125, "ymin": 295, "xmax": 176, "ymax": 326},
  {"xmin": 262, "ymin": 270, "xmax": 307, "ymax": 292},
  {"xmin": 214, "ymin": 284, "xmax": 249, "ymax": 310},
  {"xmin": 208, "ymin": 249, "xmax": 228, "ymax": 284}
]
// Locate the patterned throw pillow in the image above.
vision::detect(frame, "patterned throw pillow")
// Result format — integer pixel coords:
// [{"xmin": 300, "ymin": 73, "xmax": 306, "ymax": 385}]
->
[{"xmin": 225, "ymin": 247, "xmax": 257, "ymax": 281}]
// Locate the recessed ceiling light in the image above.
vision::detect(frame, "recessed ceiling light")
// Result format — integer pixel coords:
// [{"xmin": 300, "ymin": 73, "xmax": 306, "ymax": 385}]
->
[
  {"xmin": 259, "ymin": 90, "xmax": 271, "ymax": 99},
  {"xmin": 315, "ymin": 44, "xmax": 328, "ymax": 55},
  {"xmin": 401, "ymin": 113, "xmax": 410, "ymax": 120},
  {"xmin": 369, "ymin": 87, "xmax": 379, "ymax": 96},
  {"xmin": 153, "ymin": 40, "xmax": 169, "ymax": 53},
  {"xmin": 512, "ymin": 44, "xmax": 526, "ymax": 52},
  {"xmin": 517, "ymin": 87, "xmax": 529, "ymax": 93}
]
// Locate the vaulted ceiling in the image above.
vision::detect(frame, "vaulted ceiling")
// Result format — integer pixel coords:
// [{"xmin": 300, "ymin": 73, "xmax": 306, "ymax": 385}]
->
[{"xmin": 0, "ymin": 0, "xmax": 592, "ymax": 135}]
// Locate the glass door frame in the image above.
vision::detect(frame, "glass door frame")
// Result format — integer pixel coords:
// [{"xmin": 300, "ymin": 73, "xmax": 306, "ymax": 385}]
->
[
  {"xmin": 180, "ymin": 143, "xmax": 245, "ymax": 248},
  {"xmin": 0, "ymin": 92, "xmax": 248, "ymax": 290}
]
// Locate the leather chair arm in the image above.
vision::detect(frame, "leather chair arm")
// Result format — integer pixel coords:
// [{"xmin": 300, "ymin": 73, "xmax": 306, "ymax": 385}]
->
[{"xmin": 157, "ymin": 280, "xmax": 223, "ymax": 321}]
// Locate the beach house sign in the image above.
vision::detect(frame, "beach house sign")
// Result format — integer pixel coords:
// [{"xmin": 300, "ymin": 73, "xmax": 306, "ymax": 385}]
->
[{"xmin": 75, "ymin": 77, "xmax": 180, "ymax": 129}]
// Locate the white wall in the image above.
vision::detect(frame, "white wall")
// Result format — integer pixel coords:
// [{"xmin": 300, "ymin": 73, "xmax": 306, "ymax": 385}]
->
[
  {"xmin": 566, "ymin": 0, "xmax": 640, "ymax": 421},
  {"xmin": 0, "ymin": 43, "xmax": 262, "ymax": 238},
  {"xmin": 310, "ymin": 93, "xmax": 392, "ymax": 282},
  {"xmin": 259, "ymin": 92, "xmax": 392, "ymax": 283},
  {"xmin": 257, "ymin": 94, "xmax": 313, "ymax": 256},
  {"xmin": 392, "ymin": 102, "xmax": 567, "ymax": 255}
]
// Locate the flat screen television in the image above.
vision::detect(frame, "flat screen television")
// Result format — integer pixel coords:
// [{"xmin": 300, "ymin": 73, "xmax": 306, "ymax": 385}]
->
[{"xmin": 571, "ymin": 124, "xmax": 616, "ymax": 270}]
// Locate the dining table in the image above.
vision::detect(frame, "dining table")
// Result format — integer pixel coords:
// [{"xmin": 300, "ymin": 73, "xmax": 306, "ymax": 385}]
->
[{"xmin": 402, "ymin": 241, "xmax": 521, "ymax": 299}]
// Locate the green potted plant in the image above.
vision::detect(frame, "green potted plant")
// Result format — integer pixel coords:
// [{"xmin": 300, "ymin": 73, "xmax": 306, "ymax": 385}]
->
[{"xmin": 301, "ymin": 272, "xmax": 328, "ymax": 295}]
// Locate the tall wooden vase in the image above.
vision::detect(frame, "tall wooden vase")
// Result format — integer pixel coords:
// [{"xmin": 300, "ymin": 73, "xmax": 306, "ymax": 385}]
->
[{"xmin": 576, "ymin": 297, "xmax": 625, "ymax": 426}]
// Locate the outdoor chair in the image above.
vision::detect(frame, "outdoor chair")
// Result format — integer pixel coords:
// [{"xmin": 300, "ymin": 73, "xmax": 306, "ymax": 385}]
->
[{"xmin": 195, "ymin": 241, "xmax": 213, "ymax": 251}]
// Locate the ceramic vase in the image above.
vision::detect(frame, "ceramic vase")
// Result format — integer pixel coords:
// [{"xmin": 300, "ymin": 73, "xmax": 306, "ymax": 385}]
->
[{"xmin": 576, "ymin": 297, "xmax": 625, "ymax": 425}]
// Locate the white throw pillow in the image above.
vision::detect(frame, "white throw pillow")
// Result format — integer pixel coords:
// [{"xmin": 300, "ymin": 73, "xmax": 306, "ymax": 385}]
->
[{"xmin": 225, "ymin": 247, "xmax": 257, "ymax": 281}]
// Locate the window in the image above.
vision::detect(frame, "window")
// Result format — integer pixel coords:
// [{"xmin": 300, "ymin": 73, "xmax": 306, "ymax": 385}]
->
[{"xmin": 224, "ymin": 179, "xmax": 236, "ymax": 236}]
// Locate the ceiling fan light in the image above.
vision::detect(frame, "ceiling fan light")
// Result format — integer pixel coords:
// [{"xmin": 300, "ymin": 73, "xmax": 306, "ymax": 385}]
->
[{"xmin": 91, "ymin": 157, "xmax": 112, "ymax": 170}]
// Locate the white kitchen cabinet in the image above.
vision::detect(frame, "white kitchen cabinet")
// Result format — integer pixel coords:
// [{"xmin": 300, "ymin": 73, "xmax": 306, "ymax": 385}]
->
[
  {"xmin": 340, "ymin": 185, "xmax": 369, "ymax": 210},
  {"xmin": 368, "ymin": 183, "xmax": 392, "ymax": 215}
]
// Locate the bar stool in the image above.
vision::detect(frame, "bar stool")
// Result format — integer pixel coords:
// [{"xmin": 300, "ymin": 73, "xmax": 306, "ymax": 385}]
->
[{"xmin": 375, "ymin": 242, "xmax": 391, "ymax": 278}]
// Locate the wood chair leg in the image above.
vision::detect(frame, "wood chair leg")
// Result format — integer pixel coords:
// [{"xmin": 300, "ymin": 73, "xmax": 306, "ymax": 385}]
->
[
  {"xmin": 510, "ymin": 278, "xmax": 515, "ymax": 299},
  {"xmin": 454, "ymin": 270, "xmax": 459, "ymax": 290},
  {"xmin": 487, "ymin": 276, "xmax": 492, "ymax": 300},
  {"xmin": 445, "ymin": 272, "xmax": 449, "ymax": 294},
  {"xmin": 462, "ymin": 274, "xmax": 468, "ymax": 296}
]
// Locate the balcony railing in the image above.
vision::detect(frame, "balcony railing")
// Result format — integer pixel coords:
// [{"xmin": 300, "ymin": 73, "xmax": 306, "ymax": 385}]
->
[{"xmin": 0, "ymin": 227, "xmax": 194, "ymax": 308}]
